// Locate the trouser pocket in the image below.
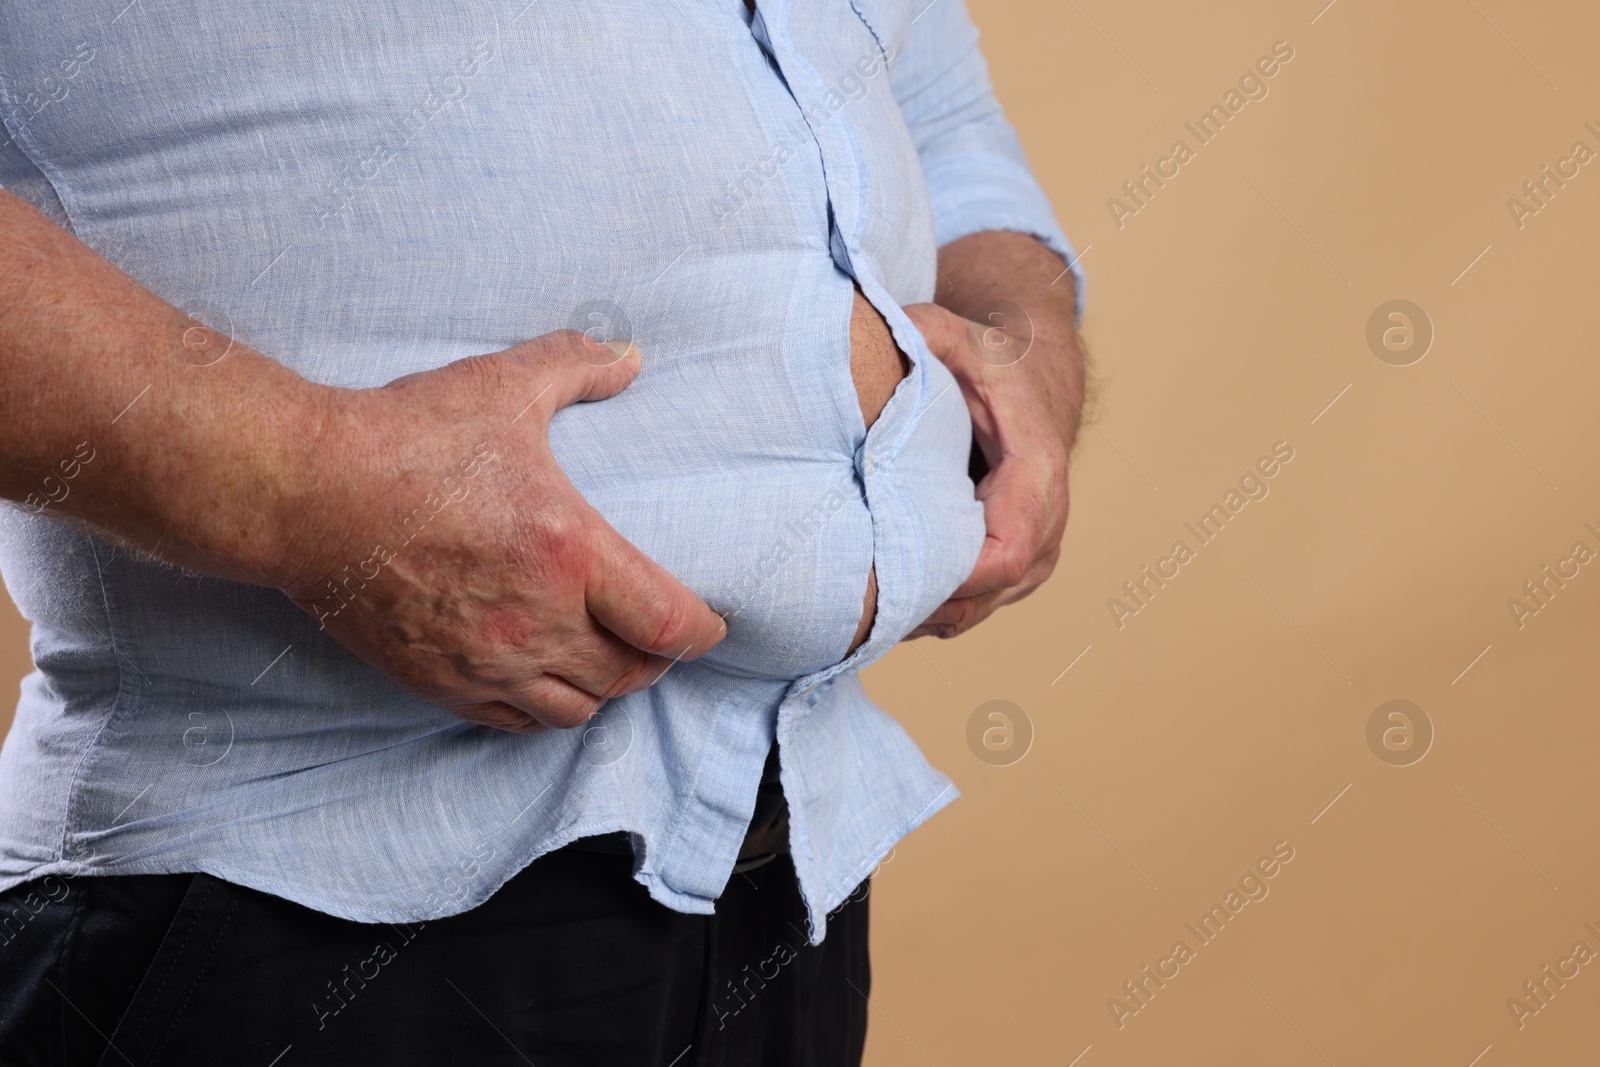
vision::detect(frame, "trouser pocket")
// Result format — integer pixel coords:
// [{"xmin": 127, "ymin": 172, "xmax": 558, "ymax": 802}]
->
[
  {"xmin": 0, "ymin": 871, "xmax": 192, "ymax": 1067},
  {"xmin": 96, "ymin": 872, "xmax": 236, "ymax": 1067}
]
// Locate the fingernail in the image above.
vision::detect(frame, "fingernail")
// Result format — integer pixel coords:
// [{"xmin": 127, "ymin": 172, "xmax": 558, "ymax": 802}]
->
[{"xmin": 605, "ymin": 340, "xmax": 637, "ymax": 358}]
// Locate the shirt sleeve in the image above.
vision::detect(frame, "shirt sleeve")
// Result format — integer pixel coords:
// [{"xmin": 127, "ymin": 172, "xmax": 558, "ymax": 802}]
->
[{"xmin": 889, "ymin": 0, "xmax": 1085, "ymax": 318}]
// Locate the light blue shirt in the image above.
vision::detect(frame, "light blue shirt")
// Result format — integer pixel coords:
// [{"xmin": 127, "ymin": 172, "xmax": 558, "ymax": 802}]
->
[{"xmin": 0, "ymin": 0, "xmax": 1081, "ymax": 941}]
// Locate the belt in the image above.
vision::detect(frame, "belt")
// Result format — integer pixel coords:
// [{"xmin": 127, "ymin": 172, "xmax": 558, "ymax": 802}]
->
[{"xmin": 567, "ymin": 747, "xmax": 788, "ymax": 874}]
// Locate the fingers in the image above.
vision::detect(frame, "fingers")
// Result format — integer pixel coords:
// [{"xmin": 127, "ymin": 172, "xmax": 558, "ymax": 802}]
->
[
  {"xmin": 902, "ymin": 302, "xmax": 968, "ymax": 365},
  {"xmin": 338, "ymin": 325, "xmax": 723, "ymax": 738},
  {"xmin": 451, "ymin": 700, "xmax": 548, "ymax": 734},
  {"xmin": 585, "ymin": 522, "xmax": 728, "ymax": 662},
  {"xmin": 434, "ymin": 613, "xmax": 672, "ymax": 733},
  {"xmin": 502, "ymin": 332, "xmax": 727, "ymax": 672},
  {"xmin": 503, "ymin": 672, "xmax": 613, "ymax": 730},
  {"xmin": 544, "ymin": 625, "xmax": 676, "ymax": 701},
  {"xmin": 904, "ymin": 299, "xmax": 1073, "ymax": 633},
  {"xmin": 456, "ymin": 668, "xmax": 610, "ymax": 732},
  {"xmin": 907, "ymin": 595, "xmax": 996, "ymax": 641},
  {"xmin": 952, "ymin": 452, "xmax": 1046, "ymax": 599},
  {"xmin": 912, "ymin": 550, "xmax": 1059, "ymax": 640}
]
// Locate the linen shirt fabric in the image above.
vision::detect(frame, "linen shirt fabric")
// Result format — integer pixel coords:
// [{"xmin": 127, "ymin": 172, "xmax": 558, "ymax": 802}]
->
[{"xmin": 0, "ymin": 0, "xmax": 1082, "ymax": 942}]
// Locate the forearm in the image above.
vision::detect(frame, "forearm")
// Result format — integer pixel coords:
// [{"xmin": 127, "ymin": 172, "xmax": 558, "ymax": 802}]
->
[
  {"xmin": 900, "ymin": 230, "xmax": 1086, "ymax": 637},
  {"xmin": 0, "ymin": 190, "xmax": 326, "ymax": 585},
  {"xmin": 933, "ymin": 229, "xmax": 1086, "ymax": 451}
]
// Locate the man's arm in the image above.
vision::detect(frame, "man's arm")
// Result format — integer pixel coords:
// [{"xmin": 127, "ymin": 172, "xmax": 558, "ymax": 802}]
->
[
  {"xmin": 932, "ymin": 229, "xmax": 1085, "ymax": 482},
  {"xmin": 0, "ymin": 192, "xmax": 322, "ymax": 580},
  {"xmin": 904, "ymin": 230, "xmax": 1086, "ymax": 638},
  {"xmin": 885, "ymin": 0, "xmax": 1090, "ymax": 638},
  {"xmin": 0, "ymin": 190, "xmax": 726, "ymax": 729}
]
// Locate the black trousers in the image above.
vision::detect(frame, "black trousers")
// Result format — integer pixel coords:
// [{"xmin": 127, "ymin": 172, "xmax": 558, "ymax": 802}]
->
[{"xmin": 0, "ymin": 845, "xmax": 869, "ymax": 1066}]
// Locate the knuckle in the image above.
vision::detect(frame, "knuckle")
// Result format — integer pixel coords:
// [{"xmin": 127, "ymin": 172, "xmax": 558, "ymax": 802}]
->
[
  {"xmin": 527, "ymin": 507, "xmax": 582, "ymax": 553},
  {"xmin": 457, "ymin": 701, "xmax": 529, "ymax": 732},
  {"xmin": 1040, "ymin": 439, "xmax": 1070, "ymax": 472},
  {"xmin": 540, "ymin": 695, "xmax": 602, "ymax": 731},
  {"xmin": 546, "ymin": 329, "xmax": 604, "ymax": 365},
  {"xmin": 640, "ymin": 598, "xmax": 692, "ymax": 654},
  {"xmin": 995, "ymin": 548, "xmax": 1031, "ymax": 587},
  {"xmin": 607, "ymin": 658, "xmax": 658, "ymax": 698},
  {"xmin": 466, "ymin": 352, "xmax": 536, "ymax": 416},
  {"xmin": 1048, "ymin": 472, "xmax": 1071, "ymax": 512},
  {"xmin": 454, "ymin": 349, "xmax": 513, "ymax": 391}
]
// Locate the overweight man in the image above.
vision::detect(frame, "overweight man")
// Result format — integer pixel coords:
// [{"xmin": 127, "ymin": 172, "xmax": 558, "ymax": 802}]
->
[{"xmin": 0, "ymin": 1, "xmax": 1084, "ymax": 1063}]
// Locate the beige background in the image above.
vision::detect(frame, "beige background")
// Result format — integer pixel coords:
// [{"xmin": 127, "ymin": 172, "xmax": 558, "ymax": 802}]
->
[{"xmin": 6, "ymin": 0, "xmax": 1600, "ymax": 1063}]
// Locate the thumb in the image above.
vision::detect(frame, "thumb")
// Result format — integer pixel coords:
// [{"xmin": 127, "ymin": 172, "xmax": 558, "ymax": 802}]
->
[
  {"xmin": 507, "ymin": 330, "xmax": 644, "ymax": 415},
  {"xmin": 903, "ymin": 303, "xmax": 970, "ymax": 366},
  {"xmin": 585, "ymin": 520, "xmax": 729, "ymax": 661}
]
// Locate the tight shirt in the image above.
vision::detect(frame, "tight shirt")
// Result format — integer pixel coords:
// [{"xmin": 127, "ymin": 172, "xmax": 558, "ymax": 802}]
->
[{"xmin": 0, "ymin": 0, "xmax": 1081, "ymax": 940}]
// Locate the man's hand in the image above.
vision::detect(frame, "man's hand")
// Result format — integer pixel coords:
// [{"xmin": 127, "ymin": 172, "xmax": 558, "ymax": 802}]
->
[
  {"xmin": 277, "ymin": 334, "xmax": 729, "ymax": 734},
  {"xmin": 905, "ymin": 230, "xmax": 1086, "ymax": 640},
  {"xmin": 0, "ymin": 191, "xmax": 725, "ymax": 735}
]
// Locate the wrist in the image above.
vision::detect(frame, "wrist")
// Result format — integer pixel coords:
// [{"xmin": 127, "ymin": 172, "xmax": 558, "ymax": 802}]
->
[
  {"xmin": 933, "ymin": 231, "xmax": 1088, "ymax": 453},
  {"xmin": 249, "ymin": 371, "xmax": 366, "ymax": 595},
  {"xmin": 113, "ymin": 345, "xmax": 351, "ymax": 593}
]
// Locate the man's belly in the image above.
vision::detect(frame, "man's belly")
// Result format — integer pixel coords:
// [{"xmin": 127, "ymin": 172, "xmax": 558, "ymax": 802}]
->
[
  {"xmin": 536, "ymin": 261, "xmax": 922, "ymax": 682},
  {"xmin": 0, "ymin": 0, "xmax": 980, "ymax": 689}
]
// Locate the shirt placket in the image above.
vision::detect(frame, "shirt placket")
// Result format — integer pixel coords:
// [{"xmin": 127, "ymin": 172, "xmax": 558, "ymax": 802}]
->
[{"xmin": 746, "ymin": 1, "xmax": 929, "ymax": 927}]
